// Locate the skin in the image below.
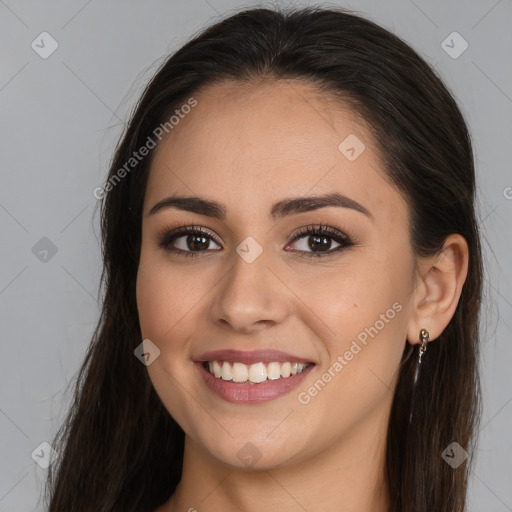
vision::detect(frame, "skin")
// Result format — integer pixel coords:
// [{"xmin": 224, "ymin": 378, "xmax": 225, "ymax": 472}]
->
[{"xmin": 136, "ymin": 79, "xmax": 469, "ymax": 512}]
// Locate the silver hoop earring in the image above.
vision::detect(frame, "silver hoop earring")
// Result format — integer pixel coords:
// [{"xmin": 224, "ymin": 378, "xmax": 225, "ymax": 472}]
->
[
  {"xmin": 409, "ymin": 328, "xmax": 430, "ymax": 424},
  {"xmin": 412, "ymin": 328, "xmax": 430, "ymax": 389},
  {"xmin": 418, "ymin": 328, "xmax": 429, "ymax": 365}
]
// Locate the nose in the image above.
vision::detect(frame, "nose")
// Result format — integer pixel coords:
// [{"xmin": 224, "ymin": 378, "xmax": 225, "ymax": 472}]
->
[{"xmin": 210, "ymin": 247, "xmax": 291, "ymax": 334}]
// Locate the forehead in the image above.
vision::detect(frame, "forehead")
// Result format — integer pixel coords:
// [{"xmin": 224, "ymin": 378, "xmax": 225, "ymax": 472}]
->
[{"xmin": 144, "ymin": 79, "xmax": 406, "ymax": 225}]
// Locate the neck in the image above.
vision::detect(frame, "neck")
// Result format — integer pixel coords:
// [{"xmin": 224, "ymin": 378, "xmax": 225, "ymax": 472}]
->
[{"xmin": 163, "ymin": 406, "xmax": 391, "ymax": 512}]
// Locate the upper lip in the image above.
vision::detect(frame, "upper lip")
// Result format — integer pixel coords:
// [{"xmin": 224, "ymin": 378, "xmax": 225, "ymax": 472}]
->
[{"xmin": 195, "ymin": 349, "xmax": 314, "ymax": 365}]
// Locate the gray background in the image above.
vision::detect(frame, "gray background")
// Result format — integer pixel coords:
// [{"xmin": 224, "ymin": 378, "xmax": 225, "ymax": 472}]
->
[{"xmin": 0, "ymin": 0, "xmax": 511, "ymax": 510}]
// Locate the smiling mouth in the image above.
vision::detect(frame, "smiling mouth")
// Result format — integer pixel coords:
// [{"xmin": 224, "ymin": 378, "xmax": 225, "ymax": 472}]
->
[{"xmin": 203, "ymin": 360, "xmax": 312, "ymax": 384}]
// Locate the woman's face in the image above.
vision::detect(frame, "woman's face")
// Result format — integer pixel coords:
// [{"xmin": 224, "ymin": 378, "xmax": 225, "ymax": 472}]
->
[{"xmin": 136, "ymin": 80, "xmax": 417, "ymax": 469}]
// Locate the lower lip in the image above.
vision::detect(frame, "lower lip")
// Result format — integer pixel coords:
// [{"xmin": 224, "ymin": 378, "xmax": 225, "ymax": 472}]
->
[{"xmin": 195, "ymin": 362, "xmax": 314, "ymax": 404}]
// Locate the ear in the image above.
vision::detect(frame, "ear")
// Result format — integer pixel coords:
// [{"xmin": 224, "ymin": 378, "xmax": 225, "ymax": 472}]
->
[{"xmin": 406, "ymin": 234, "xmax": 469, "ymax": 345}]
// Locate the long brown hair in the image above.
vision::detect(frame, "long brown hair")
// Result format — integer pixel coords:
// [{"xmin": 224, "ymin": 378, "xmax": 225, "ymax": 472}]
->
[{"xmin": 45, "ymin": 6, "xmax": 483, "ymax": 511}]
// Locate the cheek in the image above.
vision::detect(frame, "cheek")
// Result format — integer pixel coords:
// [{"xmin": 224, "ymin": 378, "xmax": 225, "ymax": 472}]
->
[
  {"xmin": 136, "ymin": 252, "xmax": 216, "ymax": 349},
  {"xmin": 135, "ymin": 258, "xmax": 202, "ymax": 425},
  {"xmin": 296, "ymin": 254, "xmax": 407, "ymax": 333},
  {"xmin": 136, "ymin": 255, "xmax": 187, "ymax": 341},
  {"xmin": 295, "ymin": 248, "xmax": 411, "ymax": 380},
  {"xmin": 136, "ymin": 261, "xmax": 167, "ymax": 339},
  {"xmin": 292, "ymin": 265, "xmax": 408, "ymax": 440}
]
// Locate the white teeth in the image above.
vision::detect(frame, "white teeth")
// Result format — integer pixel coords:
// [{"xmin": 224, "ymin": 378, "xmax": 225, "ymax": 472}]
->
[
  {"xmin": 206, "ymin": 360, "xmax": 309, "ymax": 383},
  {"xmin": 221, "ymin": 362, "xmax": 233, "ymax": 381},
  {"xmin": 280, "ymin": 362, "xmax": 291, "ymax": 378},
  {"xmin": 232, "ymin": 362, "xmax": 248, "ymax": 383},
  {"xmin": 249, "ymin": 362, "xmax": 267, "ymax": 383},
  {"xmin": 267, "ymin": 361, "xmax": 281, "ymax": 380},
  {"xmin": 213, "ymin": 361, "xmax": 222, "ymax": 378}
]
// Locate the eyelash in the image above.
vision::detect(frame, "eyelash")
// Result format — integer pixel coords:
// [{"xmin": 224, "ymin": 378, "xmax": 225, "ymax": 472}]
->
[{"xmin": 156, "ymin": 223, "xmax": 356, "ymax": 259}]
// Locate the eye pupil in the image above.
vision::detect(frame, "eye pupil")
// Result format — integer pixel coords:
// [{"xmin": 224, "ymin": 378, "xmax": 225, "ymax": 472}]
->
[
  {"xmin": 309, "ymin": 235, "xmax": 331, "ymax": 252},
  {"xmin": 188, "ymin": 234, "xmax": 209, "ymax": 251}
]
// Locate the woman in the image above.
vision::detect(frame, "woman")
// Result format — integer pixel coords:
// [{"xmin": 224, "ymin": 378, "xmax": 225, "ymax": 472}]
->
[{"xmin": 46, "ymin": 5, "xmax": 483, "ymax": 512}]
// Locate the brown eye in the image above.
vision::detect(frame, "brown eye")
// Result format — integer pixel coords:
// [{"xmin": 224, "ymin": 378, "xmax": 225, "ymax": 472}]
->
[
  {"xmin": 178, "ymin": 233, "xmax": 214, "ymax": 252},
  {"xmin": 157, "ymin": 226, "xmax": 222, "ymax": 257},
  {"xmin": 285, "ymin": 225, "xmax": 355, "ymax": 258}
]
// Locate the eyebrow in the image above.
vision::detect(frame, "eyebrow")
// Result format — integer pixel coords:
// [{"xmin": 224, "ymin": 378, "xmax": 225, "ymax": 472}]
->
[{"xmin": 148, "ymin": 192, "xmax": 373, "ymax": 221}]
